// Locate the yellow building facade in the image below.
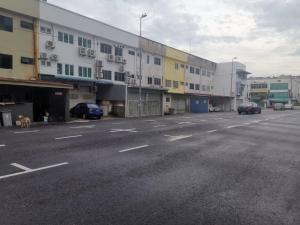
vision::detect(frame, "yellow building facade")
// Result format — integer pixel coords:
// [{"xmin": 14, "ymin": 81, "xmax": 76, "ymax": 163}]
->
[
  {"xmin": 0, "ymin": 0, "xmax": 39, "ymax": 80},
  {"xmin": 163, "ymin": 47, "xmax": 187, "ymax": 94}
]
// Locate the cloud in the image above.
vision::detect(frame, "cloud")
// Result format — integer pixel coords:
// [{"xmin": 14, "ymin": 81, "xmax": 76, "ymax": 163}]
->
[{"xmin": 48, "ymin": 0, "xmax": 300, "ymax": 76}]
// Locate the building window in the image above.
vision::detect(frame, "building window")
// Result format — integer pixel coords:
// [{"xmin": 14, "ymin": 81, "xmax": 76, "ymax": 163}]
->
[
  {"xmin": 147, "ymin": 55, "xmax": 150, "ymax": 64},
  {"xmin": 128, "ymin": 50, "xmax": 135, "ymax": 56},
  {"xmin": 270, "ymin": 83, "xmax": 288, "ymax": 90},
  {"xmin": 114, "ymin": 72, "xmax": 125, "ymax": 81},
  {"xmin": 21, "ymin": 57, "xmax": 34, "ymax": 65},
  {"xmin": 64, "ymin": 33, "xmax": 68, "ymax": 43},
  {"xmin": 58, "ymin": 32, "xmax": 73, "ymax": 44},
  {"xmin": 251, "ymin": 83, "xmax": 268, "ymax": 89},
  {"xmin": 148, "ymin": 77, "xmax": 153, "ymax": 84},
  {"xmin": 58, "ymin": 32, "xmax": 63, "ymax": 42},
  {"xmin": 154, "ymin": 78, "xmax": 161, "ymax": 85},
  {"xmin": 211, "ymin": 85, "xmax": 214, "ymax": 90},
  {"xmin": 180, "ymin": 82, "xmax": 184, "ymax": 86},
  {"xmin": 166, "ymin": 97, "xmax": 171, "ymax": 103},
  {"xmin": 20, "ymin": 21, "xmax": 33, "ymax": 30},
  {"xmin": 79, "ymin": 66, "xmax": 83, "ymax": 77},
  {"xmin": 202, "ymin": 69, "xmax": 206, "ymax": 76},
  {"xmin": 154, "ymin": 57, "xmax": 161, "ymax": 65},
  {"xmin": 69, "ymin": 35, "xmax": 74, "ymax": 44},
  {"xmin": 65, "ymin": 64, "xmax": 70, "ymax": 75},
  {"xmin": 46, "ymin": 61, "xmax": 51, "ymax": 67},
  {"xmin": 40, "ymin": 26, "xmax": 51, "ymax": 34},
  {"xmin": 175, "ymin": 63, "xmax": 179, "ymax": 70},
  {"xmin": 101, "ymin": 43, "xmax": 112, "ymax": 54},
  {"xmin": 190, "ymin": 83, "xmax": 195, "ymax": 90},
  {"xmin": 0, "ymin": 54, "xmax": 12, "ymax": 69},
  {"xmin": 165, "ymin": 80, "xmax": 172, "ymax": 88},
  {"xmin": 190, "ymin": 66, "xmax": 195, "ymax": 74},
  {"xmin": 207, "ymin": 71, "xmax": 211, "ymax": 77},
  {"xmin": 195, "ymin": 84, "xmax": 200, "ymax": 90},
  {"xmin": 102, "ymin": 70, "xmax": 112, "ymax": 80},
  {"xmin": 0, "ymin": 15, "xmax": 13, "ymax": 32},
  {"xmin": 202, "ymin": 85, "xmax": 206, "ymax": 91},
  {"xmin": 41, "ymin": 60, "xmax": 46, "ymax": 66},
  {"xmin": 70, "ymin": 65, "xmax": 74, "ymax": 76},
  {"xmin": 78, "ymin": 37, "xmax": 92, "ymax": 48},
  {"xmin": 196, "ymin": 68, "xmax": 200, "ymax": 75},
  {"xmin": 207, "ymin": 86, "xmax": 211, "ymax": 91},
  {"xmin": 115, "ymin": 47, "xmax": 123, "ymax": 56},
  {"xmin": 57, "ymin": 63, "xmax": 62, "ymax": 75},
  {"xmin": 173, "ymin": 81, "xmax": 179, "ymax": 89}
]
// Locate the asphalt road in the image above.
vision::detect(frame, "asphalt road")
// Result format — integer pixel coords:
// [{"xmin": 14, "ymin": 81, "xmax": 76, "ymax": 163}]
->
[{"xmin": 1, "ymin": 110, "xmax": 300, "ymax": 225}]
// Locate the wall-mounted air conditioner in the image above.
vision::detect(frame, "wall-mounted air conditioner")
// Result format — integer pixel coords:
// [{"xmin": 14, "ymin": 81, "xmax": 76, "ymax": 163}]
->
[
  {"xmin": 49, "ymin": 54, "xmax": 59, "ymax": 62},
  {"xmin": 115, "ymin": 56, "xmax": 123, "ymax": 63},
  {"xmin": 119, "ymin": 65, "xmax": 125, "ymax": 72},
  {"xmin": 40, "ymin": 52, "xmax": 47, "ymax": 60},
  {"xmin": 107, "ymin": 54, "xmax": 114, "ymax": 62},
  {"xmin": 88, "ymin": 49, "xmax": 96, "ymax": 58},
  {"xmin": 79, "ymin": 47, "xmax": 87, "ymax": 56},
  {"xmin": 45, "ymin": 41, "xmax": 55, "ymax": 49},
  {"xmin": 122, "ymin": 59, "xmax": 127, "ymax": 65}
]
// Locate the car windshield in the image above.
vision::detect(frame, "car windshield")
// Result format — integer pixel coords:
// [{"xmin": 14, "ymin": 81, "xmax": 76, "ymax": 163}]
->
[
  {"xmin": 240, "ymin": 103, "xmax": 252, "ymax": 107},
  {"xmin": 87, "ymin": 104, "xmax": 99, "ymax": 109}
]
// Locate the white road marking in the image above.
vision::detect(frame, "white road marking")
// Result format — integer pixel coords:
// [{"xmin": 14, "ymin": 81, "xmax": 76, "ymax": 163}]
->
[
  {"xmin": 0, "ymin": 144, "xmax": 6, "ymax": 147},
  {"xmin": 0, "ymin": 162, "xmax": 69, "ymax": 180},
  {"xmin": 10, "ymin": 163, "xmax": 32, "ymax": 171},
  {"xmin": 109, "ymin": 128, "xmax": 137, "ymax": 133},
  {"xmin": 164, "ymin": 134, "xmax": 193, "ymax": 142},
  {"xmin": 112, "ymin": 122, "xmax": 123, "ymax": 125},
  {"xmin": 243, "ymin": 122, "xmax": 251, "ymax": 125},
  {"xmin": 14, "ymin": 130, "xmax": 40, "ymax": 134},
  {"xmin": 226, "ymin": 125, "xmax": 240, "ymax": 129},
  {"xmin": 199, "ymin": 119, "xmax": 207, "ymax": 122},
  {"xmin": 144, "ymin": 120, "xmax": 156, "ymax": 122},
  {"xmin": 70, "ymin": 125, "xmax": 95, "ymax": 129},
  {"xmin": 207, "ymin": 130, "xmax": 217, "ymax": 133},
  {"xmin": 55, "ymin": 135, "xmax": 82, "ymax": 140},
  {"xmin": 66, "ymin": 120, "xmax": 90, "ymax": 124},
  {"xmin": 182, "ymin": 117, "xmax": 192, "ymax": 119},
  {"xmin": 154, "ymin": 125, "xmax": 167, "ymax": 128},
  {"xmin": 178, "ymin": 122, "xmax": 193, "ymax": 125},
  {"xmin": 119, "ymin": 145, "xmax": 149, "ymax": 153}
]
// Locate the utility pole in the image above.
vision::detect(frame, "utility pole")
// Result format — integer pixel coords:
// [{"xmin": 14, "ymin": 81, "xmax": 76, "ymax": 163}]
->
[
  {"xmin": 230, "ymin": 57, "xmax": 237, "ymax": 112},
  {"xmin": 138, "ymin": 13, "xmax": 147, "ymax": 118}
]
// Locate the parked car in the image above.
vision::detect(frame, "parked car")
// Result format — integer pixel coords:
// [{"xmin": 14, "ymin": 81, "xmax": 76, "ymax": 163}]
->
[
  {"xmin": 209, "ymin": 105, "xmax": 222, "ymax": 112},
  {"xmin": 238, "ymin": 102, "xmax": 261, "ymax": 114},
  {"xmin": 70, "ymin": 103, "xmax": 103, "ymax": 119},
  {"xmin": 273, "ymin": 103, "xmax": 284, "ymax": 111},
  {"xmin": 284, "ymin": 104, "xmax": 294, "ymax": 110}
]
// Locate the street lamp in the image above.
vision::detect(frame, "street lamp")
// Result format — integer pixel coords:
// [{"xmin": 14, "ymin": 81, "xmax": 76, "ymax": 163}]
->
[
  {"xmin": 138, "ymin": 13, "xmax": 147, "ymax": 118},
  {"xmin": 230, "ymin": 57, "xmax": 237, "ymax": 112}
]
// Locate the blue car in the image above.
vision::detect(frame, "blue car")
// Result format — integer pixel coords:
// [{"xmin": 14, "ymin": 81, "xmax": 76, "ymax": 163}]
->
[{"xmin": 70, "ymin": 103, "xmax": 103, "ymax": 119}]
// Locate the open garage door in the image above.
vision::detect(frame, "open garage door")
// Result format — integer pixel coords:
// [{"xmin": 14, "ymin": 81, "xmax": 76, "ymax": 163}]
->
[{"xmin": 171, "ymin": 94, "xmax": 186, "ymax": 114}]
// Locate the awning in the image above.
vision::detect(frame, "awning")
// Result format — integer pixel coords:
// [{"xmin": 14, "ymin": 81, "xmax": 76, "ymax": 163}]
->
[
  {"xmin": 0, "ymin": 77, "xmax": 73, "ymax": 89},
  {"xmin": 237, "ymin": 69, "xmax": 251, "ymax": 75}
]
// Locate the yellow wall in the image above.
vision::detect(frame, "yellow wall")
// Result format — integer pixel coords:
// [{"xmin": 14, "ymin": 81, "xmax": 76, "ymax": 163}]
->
[
  {"xmin": 0, "ymin": 8, "xmax": 38, "ymax": 80},
  {"xmin": 0, "ymin": 0, "xmax": 39, "ymax": 18},
  {"xmin": 164, "ymin": 47, "xmax": 187, "ymax": 94}
]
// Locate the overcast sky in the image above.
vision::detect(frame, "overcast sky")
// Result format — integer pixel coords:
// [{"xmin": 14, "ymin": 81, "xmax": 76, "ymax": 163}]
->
[{"xmin": 49, "ymin": 0, "xmax": 300, "ymax": 77}]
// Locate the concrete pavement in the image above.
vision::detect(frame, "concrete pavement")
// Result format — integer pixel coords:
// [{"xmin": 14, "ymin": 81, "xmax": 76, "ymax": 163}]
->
[{"xmin": 1, "ymin": 110, "xmax": 300, "ymax": 225}]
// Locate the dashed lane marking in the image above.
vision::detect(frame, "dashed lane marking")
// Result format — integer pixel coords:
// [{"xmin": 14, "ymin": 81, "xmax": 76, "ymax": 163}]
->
[
  {"xmin": 55, "ymin": 135, "xmax": 83, "ymax": 140},
  {"xmin": 0, "ymin": 162, "xmax": 69, "ymax": 180},
  {"xmin": 178, "ymin": 122, "xmax": 193, "ymax": 125},
  {"xmin": 144, "ymin": 120, "xmax": 156, "ymax": 122},
  {"xmin": 109, "ymin": 128, "xmax": 137, "ymax": 133},
  {"xmin": 207, "ymin": 130, "xmax": 217, "ymax": 133},
  {"xmin": 0, "ymin": 144, "xmax": 6, "ymax": 147},
  {"xmin": 119, "ymin": 145, "xmax": 149, "ymax": 153},
  {"xmin": 14, "ymin": 130, "xmax": 40, "ymax": 134},
  {"xmin": 226, "ymin": 125, "xmax": 241, "ymax": 129},
  {"xmin": 164, "ymin": 135, "xmax": 193, "ymax": 142}
]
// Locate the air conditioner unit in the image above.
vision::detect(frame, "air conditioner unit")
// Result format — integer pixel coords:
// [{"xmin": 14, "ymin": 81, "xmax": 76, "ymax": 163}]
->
[
  {"xmin": 107, "ymin": 54, "xmax": 114, "ymax": 62},
  {"xmin": 49, "ymin": 54, "xmax": 59, "ymax": 62},
  {"xmin": 122, "ymin": 59, "xmax": 127, "ymax": 65},
  {"xmin": 79, "ymin": 47, "xmax": 87, "ymax": 56},
  {"xmin": 88, "ymin": 49, "xmax": 96, "ymax": 58},
  {"xmin": 115, "ymin": 56, "xmax": 123, "ymax": 63},
  {"xmin": 95, "ymin": 60, "xmax": 102, "ymax": 68},
  {"xmin": 119, "ymin": 65, "xmax": 125, "ymax": 72},
  {"xmin": 45, "ymin": 41, "xmax": 55, "ymax": 49},
  {"xmin": 40, "ymin": 52, "xmax": 47, "ymax": 60}
]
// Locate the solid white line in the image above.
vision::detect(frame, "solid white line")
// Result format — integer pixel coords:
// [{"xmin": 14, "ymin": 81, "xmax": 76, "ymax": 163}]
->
[
  {"xmin": 144, "ymin": 120, "xmax": 156, "ymax": 122},
  {"xmin": 226, "ymin": 125, "xmax": 240, "ymax": 129},
  {"xmin": 154, "ymin": 125, "xmax": 167, "ymax": 128},
  {"xmin": 199, "ymin": 119, "xmax": 207, "ymax": 122},
  {"xmin": 10, "ymin": 163, "xmax": 32, "ymax": 171},
  {"xmin": 207, "ymin": 130, "xmax": 217, "ymax": 133},
  {"xmin": 69, "ymin": 125, "xmax": 95, "ymax": 129},
  {"xmin": 55, "ymin": 135, "xmax": 82, "ymax": 140},
  {"xmin": 243, "ymin": 123, "xmax": 251, "ymax": 125},
  {"xmin": 178, "ymin": 122, "xmax": 192, "ymax": 125},
  {"xmin": 0, "ymin": 162, "xmax": 69, "ymax": 180},
  {"xmin": 164, "ymin": 135, "xmax": 193, "ymax": 142},
  {"xmin": 119, "ymin": 145, "xmax": 149, "ymax": 153},
  {"xmin": 14, "ymin": 130, "xmax": 40, "ymax": 134},
  {"xmin": 0, "ymin": 144, "xmax": 6, "ymax": 147}
]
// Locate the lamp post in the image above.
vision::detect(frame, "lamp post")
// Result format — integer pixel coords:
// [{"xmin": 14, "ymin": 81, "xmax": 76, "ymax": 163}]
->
[
  {"xmin": 230, "ymin": 57, "xmax": 237, "ymax": 112},
  {"xmin": 138, "ymin": 13, "xmax": 147, "ymax": 118}
]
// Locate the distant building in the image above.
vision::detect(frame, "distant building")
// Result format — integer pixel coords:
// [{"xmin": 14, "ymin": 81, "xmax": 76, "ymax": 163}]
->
[{"xmin": 247, "ymin": 76, "xmax": 300, "ymax": 107}]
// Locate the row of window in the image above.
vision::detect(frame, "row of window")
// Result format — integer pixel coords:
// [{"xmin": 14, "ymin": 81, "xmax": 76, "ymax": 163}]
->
[
  {"xmin": 147, "ymin": 77, "xmax": 162, "ymax": 85},
  {"xmin": 0, "ymin": 54, "xmax": 34, "ymax": 69},
  {"xmin": 251, "ymin": 83, "xmax": 268, "ymax": 89},
  {"xmin": 1, "ymin": 14, "xmax": 34, "ymax": 32},
  {"xmin": 101, "ymin": 70, "xmax": 125, "ymax": 81},
  {"xmin": 146, "ymin": 55, "xmax": 161, "ymax": 65},
  {"xmin": 174, "ymin": 62, "xmax": 214, "ymax": 77},
  {"xmin": 57, "ymin": 63, "xmax": 92, "ymax": 78},
  {"xmin": 188, "ymin": 83, "xmax": 213, "ymax": 92}
]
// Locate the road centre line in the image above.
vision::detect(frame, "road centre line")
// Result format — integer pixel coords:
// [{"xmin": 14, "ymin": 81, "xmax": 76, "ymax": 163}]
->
[
  {"xmin": 226, "ymin": 125, "xmax": 241, "ymax": 129},
  {"xmin": 14, "ymin": 130, "xmax": 40, "ymax": 134},
  {"xmin": 119, "ymin": 145, "xmax": 149, "ymax": 153},
  {"xmin": 109, "ymin": 128, "xmax": 137, "ymax": 133},
  {"xmin": 144, "ymin": 120, "xmax": 156, "ymax": 122},
  {"xmin": 55, "ymin": 135, "xmax": 82, "ymax": 140},
  {"xmin": 0, "ymin": 162, "xmax": 69, "ymax": 180},
  {"xmin": 178, "ymin": 122, "xmax": 193, "ymax": 125},
  {"xmin": 0, "ymin": 144, "xmax": 6, "ymax": 147}
]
